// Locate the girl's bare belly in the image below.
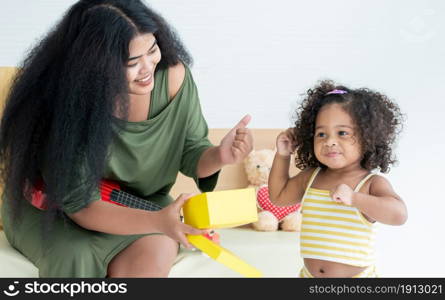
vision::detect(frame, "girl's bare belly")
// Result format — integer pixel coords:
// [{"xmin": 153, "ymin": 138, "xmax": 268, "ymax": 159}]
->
[{"xmin": 304, "ymin": 258, "xmax": 367, "ymax": 277}]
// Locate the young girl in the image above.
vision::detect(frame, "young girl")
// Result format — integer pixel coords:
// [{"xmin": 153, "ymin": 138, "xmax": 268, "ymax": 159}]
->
[{"xmin": 269, "ymin": 80, "xmax": 407, "ymax": 278}]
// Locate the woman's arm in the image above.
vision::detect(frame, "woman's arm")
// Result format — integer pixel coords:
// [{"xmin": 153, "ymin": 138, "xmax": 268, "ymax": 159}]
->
[
  {"xmin": 331, "ymin": 176, "xmax": 408, "ymax": 225},
  {"xmin": 69, "ymin": 200, "xmax": 160, "ymax": 235},
  {"xmin": 196, "ymin": 146, "xmax": 223, "ymax": 178},
  {"xmin": 68, "ymin": 193, "xmax": 205, "ymax": 248}
]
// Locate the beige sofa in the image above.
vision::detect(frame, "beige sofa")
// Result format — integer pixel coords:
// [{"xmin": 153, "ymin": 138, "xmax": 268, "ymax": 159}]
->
[{"xmin": 0, "ymin": 67, "xmax": 303, "ymax": 277}]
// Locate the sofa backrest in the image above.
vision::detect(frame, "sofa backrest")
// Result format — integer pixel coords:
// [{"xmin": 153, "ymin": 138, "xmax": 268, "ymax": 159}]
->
[
  {"xmin": 0, "ymin": 67, "xmax": 18, "ymax": 107},
  {"xmin": 169, "ymin": 129, "xmax": 300, "ymax": 198}
]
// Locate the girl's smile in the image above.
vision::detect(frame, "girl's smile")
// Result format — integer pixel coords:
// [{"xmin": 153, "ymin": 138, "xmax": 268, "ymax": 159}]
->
[{"xmin": 325, "ymin": 151, "xmax": 342, "ymax": 158}]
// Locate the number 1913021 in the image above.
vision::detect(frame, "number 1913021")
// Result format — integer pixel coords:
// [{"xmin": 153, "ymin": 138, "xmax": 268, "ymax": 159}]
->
[{"xmin": 400, "ymin": 284, "xmax": 442, "ymax": 294}]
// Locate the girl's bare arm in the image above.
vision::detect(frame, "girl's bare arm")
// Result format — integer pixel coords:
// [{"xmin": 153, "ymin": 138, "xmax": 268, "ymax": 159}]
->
[{"xmin": 352, "ymin": 176, "xmax": 407, "ymax": 225}]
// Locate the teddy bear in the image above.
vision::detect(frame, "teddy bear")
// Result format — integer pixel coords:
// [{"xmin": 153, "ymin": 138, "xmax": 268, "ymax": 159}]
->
[{"xmin": 243, "ymin": 148, "xmax": 302, "ymax": 232}]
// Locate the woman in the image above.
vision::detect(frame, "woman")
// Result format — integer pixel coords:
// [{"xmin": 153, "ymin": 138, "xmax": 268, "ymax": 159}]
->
[{"xmin": 0, "ymin": 0, "xmax": 253, "ymax": 277}]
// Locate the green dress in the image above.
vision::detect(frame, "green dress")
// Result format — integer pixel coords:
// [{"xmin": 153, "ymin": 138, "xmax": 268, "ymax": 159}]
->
[{"xmin": 0, "ymin": 66, "xmax": 219, "ymax": 277}]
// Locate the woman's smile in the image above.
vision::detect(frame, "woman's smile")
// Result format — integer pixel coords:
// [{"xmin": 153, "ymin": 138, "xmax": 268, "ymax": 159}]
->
[{"xmin": 134, "ymin": 73, "xmax": 153, "ymax": 86}]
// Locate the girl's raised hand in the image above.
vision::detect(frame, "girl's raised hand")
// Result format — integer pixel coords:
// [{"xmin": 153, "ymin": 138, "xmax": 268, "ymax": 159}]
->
[{"xmin": 276, "ymin": 128, "xmax": 296, "ymax": 157}]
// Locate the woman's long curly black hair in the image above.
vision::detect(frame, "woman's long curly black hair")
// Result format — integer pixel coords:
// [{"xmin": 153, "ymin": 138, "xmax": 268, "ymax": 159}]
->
[
  {"xmin": 0, "ymin": 0, "xmax": 192, "ymax": 233},
  {"xmin": 293, "ymin": 80, "xmax": 404, "ymax": 173}
]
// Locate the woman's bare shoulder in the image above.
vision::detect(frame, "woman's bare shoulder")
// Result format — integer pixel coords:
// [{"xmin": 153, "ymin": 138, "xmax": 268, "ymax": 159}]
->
[{"xmin": 167, "ymin": 62, "xmax": 186, "ymax": 100}]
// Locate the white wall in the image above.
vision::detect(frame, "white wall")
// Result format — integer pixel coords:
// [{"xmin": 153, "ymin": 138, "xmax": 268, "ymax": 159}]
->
[{"xmin": 1, "ymin": 0, "xmax": 444, "ymax": 277}]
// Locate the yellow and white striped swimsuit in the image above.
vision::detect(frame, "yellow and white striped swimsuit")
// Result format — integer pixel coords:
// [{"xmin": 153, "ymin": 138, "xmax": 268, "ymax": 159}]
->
[{"xmin": 299, "ymin": 168, "xmax": 377, "ymax": 277}]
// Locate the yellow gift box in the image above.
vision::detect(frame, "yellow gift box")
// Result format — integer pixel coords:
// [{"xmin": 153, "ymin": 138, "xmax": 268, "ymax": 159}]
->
[{"xmin": 183, "ymin": 188, "xmax": 258, "ymax": 229}]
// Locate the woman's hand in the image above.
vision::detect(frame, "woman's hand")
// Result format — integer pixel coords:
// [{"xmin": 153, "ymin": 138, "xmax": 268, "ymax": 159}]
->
[
  {"xmin": 276, "ymin": 128, "xmax": 296, "ymax": 157},
  {"xmin": 156, "ymin": 193, "xmax": 205, "ymax": 249},
  {"xmin": 218, "ymin": 114, "xmax": 253, "ymax": 164}
]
